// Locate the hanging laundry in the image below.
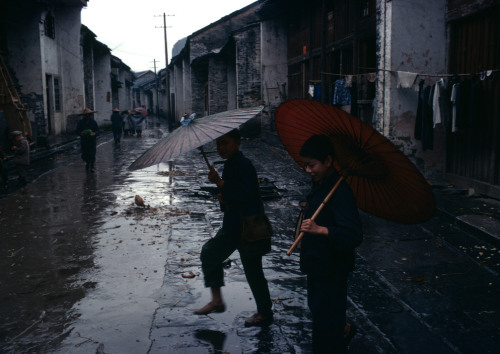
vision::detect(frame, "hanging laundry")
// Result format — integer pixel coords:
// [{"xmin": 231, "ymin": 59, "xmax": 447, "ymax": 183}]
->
[
  {"xmin": 414, "ymin": 81, "xmax": 425, "ymax": 140},
  {"xmin": 397, "ymin": 71, "xmax": 418, "ymax": 89},
  {"xmin": 450, "ymin": 83, "xmax": 459, "ymax": 133},
  {"xmin": 314, "ymin": 84, "xmax": 322, "ymax": 101},
  {"xmin": 344, "ymin": 75, "xmax": 353, "ymax": 87},
  {"xmin": 414, "ymin": 81, "xmax": 434, "ymax": 150},
  {"xmin": 432, "ymin": 78, "xmax": 447, "ymax": 128},
  {"xmin": 332, "ymin": 79, "xmax": 351, "ymax": 106},
  {"xmin": 308, "ymin": 85, "xmax": 314, "ymax": 98}
]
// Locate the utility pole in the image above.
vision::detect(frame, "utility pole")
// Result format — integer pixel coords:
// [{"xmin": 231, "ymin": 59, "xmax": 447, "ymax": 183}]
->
[
  {"xmin": 162, "ymin": 13, "xmax": 174, "ymax": 131},
  {"xmin": 153, "ymin": 59, "xmax": 160, "ymax": 117},
  {"xmin": 163, "ymin": 13, "xmax": 171, "ymax": 130}
]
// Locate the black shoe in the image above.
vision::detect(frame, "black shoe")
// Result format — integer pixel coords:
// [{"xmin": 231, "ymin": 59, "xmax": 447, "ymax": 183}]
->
[{"xmin": 244, "ymin": 311, "xmax": 273, "ymax": 327}]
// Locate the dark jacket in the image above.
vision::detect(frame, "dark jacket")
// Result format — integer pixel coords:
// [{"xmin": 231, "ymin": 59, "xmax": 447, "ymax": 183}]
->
[
  {"xmin": 75, "ymin": 117, "xmax": 99, "ymax": 163},
  {"xmin": 220, "ymin": 151, "xmax": 260, "ymax": 233},
  {"xmin": 75, "ymin": 117, "xmax": 99, "ymax": 137},
  {"xmin": 300, "ymin": 172, "xmax": 363, "ymax": 277},
  {"xmin": 219, "ymin": 151, "xmax": 270, "ymax": 256},
  {"xmin": 11, "ymin": 138, "xmax": 30, "ymax": 165},
  {"xmin": 111, "ymin": 111, "xmax": 123, "ymax": 132}
]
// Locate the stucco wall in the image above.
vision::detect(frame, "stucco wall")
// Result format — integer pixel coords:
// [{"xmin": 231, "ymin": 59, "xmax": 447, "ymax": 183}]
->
[
  {"xmin": 93, "ymin": 53, "xmax": 112, "ymax": 126},
  {"xmin": 234, "ymin": 27, "xmax": 261, "ymax": 109},
  {"xmin": 7, "ymin": 8, "xmax": 44, "ymax": 138},
  {"xmin": 208, "ymin": 56, "xmax": 229, "ymax": 114},
  {"xmin": 377, "ymin": 0, "xmax": 447, "ymax": 180},
  {"xmin": 261, "ymin": 17, "xmax": 288, "ymax": 128},
  {"xmin": 55, "ymin": 6, "xmax": 85, "ymax": 134}
]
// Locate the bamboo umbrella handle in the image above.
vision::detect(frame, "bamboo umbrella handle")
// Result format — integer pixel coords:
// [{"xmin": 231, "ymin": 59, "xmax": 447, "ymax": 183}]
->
[
  {"xmin": 286, "ymin": 176, "xmax": 345, "ymax": 255},
  {"xmin": 198, "ymin": 147, "xmax": 212, "ymax": 169}
]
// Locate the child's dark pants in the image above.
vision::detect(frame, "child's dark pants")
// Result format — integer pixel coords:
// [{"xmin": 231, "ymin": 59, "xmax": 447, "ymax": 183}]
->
[{"xmin": 200, "ymin": 228, "xmax": 272, "ymax": 314}]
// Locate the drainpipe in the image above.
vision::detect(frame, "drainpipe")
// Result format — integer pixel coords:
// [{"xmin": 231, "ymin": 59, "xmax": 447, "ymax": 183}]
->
[
  {"xmin": 376, "ymin": 0, "xmax": 392, "ymax": 136},
  {"xmin": 383, "ymin": 0, "xmax": 392, "ymax": 137}
]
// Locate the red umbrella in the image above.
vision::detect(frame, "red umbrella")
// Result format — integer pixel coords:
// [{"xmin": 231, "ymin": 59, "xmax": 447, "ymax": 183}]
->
[{"xmin": 276, "ymin": 99, "xmax": 435, "ymax": 253}]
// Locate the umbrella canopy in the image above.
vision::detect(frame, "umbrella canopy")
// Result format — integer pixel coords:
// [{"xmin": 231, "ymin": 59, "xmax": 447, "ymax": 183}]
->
[
  {"xmin": 129, "ymin": 106, "xmax": 264, "ymax": 170},
  {"xmin": 275, "ymin": 99, "xmax": 435, "ymax": 224}
]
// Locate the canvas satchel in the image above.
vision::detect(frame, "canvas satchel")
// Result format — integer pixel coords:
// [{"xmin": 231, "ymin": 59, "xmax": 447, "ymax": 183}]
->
[{"xmin": 241, "ymin": 210, "xmax": 273, "ymax": 242}]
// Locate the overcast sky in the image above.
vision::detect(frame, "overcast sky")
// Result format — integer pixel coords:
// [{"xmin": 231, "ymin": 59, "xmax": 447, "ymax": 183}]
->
[{"xmin": 81, "ymin": 0, "xmax": 256, "ymax": 73}]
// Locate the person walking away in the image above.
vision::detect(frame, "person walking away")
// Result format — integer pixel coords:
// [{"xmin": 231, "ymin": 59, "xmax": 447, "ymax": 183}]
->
[
  {"xmin": 194, "ymin": 129, "xmax": 274, "ymax": 327},
  {"xmin": 122, "ymin": 110, "xmax": 132, "ymax": 136},
  {"xmin": 130, "ymin": 110, "xmax": 145, "ymax": 137},
  {"xmin": 298, "ymin": 135, "xmax": 363, "ymax": 353},
  {"xmin": 111, "ymin": 108, "xmax": 123, "ymax": 144},
  {"xmin": 0, "ymin": 145, "xmax": 9, "ymax": 188},
  {"xmin": 9, "ymin": 131, "xmax": 30, "ymax": 187},
  {"xmin": 75, "ymin": 108, "xmax": 99, "ymax": 172}
]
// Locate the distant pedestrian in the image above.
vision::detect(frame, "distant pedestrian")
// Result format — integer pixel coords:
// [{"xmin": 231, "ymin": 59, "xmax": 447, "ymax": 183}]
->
[
  {"xmin": 111, "ymin": 108, "xmax": 123, "ymax": 144},
  {"xmin": 75, "ymin": 108, "xmax": 99, "ymax": 172},
  {"xmin": 0, "ymin": 145, "xmax": 8, "ymax": 188},
  {"xmin": 122, "ymin": 110, "xmax": 133, "ymax": 136},
  {"xmin": 298, "ymin": 135, "xmax": 363, "ymax": 353},
  {"xmin": 180, "ymin": 113, "xmax": 195, "ymax": 126},
  {"xmin": 129, "ymin": 109, "xmax": 145, "ymax": 137},
  {"xmin": 194, "ymin": 129, "xmax": 274, "ymax": 327},
  {"xmin": 9, "ymin": 130, "xmax": 30, "ymax": 187}
]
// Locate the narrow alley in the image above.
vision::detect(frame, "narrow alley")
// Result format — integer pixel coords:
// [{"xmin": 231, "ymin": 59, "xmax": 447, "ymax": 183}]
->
[{"xmin": 0, "ymin": 117, "xmax": 498, "ymax": 353}]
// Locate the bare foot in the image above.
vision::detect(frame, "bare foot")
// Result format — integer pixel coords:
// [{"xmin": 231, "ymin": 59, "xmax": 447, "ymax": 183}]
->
[{"xmin": 193, "ymin": 302, "xmax": 226, "ymax": 315}]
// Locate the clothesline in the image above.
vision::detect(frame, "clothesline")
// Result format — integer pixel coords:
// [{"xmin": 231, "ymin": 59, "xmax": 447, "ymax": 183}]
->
[
  {"xmin": 320, "ymin": 71, "xmax": 375, "ymax": 77},
  {"xmin": 349, "ymin": 67, "xmax": 498, "ymax": 78},
  {"xmin": 319, "ymin": 68, "xmax": 497, "ymax": 78}
]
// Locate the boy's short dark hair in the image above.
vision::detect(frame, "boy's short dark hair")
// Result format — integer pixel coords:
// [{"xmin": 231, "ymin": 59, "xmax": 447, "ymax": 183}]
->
[
  {"xmin": 225, "ymin": 128, "xmax": 241, "ymax": 142},
  {"xmin": 299, "ymin": 135, "xmax": 335, "ymax": 163}
]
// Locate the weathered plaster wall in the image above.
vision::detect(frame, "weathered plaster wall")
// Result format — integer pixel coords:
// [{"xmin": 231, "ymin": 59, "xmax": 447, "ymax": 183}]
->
[
  {"xmin": 208, "ymin": 55, "xmax": 229, "ymax": 114},
  {"xmin": 191, "ymin": 61, "xmax": 208, "ymax": 116},
  {"xmin": 93, "ymin": 53, "xmax": 112, "ymax": 125},
  {"xmin": 173, "ymin": 61, "xmax": 184, "ymax": 120},
  {"xmin": 227, "ymin": 51, "xmax": 237, "ymax": 111},
  {"xmin": 6, "ymin": 7, "xmax": 44, "ymax": 138},
  {"xmin": 54, "ymin": 6, "xmax": 85, "ymax": 134},
  {"xmin": 182, "ymin": 56, "xmax": 192, "ymax": 117},
  {"xmin": 234, "ymin": 26, "xmax": 262, "ymax": 135},
  {"xmin": 260, "ymin": 17, "xmax": 288, "ymax": 128},
  {"xmin": 234, "ymin": 27, "xmax": 261, "ymax": 108},
  {"xmin": 377, "ymin": 0, "xmax": 447, "ymax": 180}
]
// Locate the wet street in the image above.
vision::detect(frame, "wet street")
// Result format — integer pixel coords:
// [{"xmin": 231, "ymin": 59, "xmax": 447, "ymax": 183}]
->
[{"xmin": 1, "ymin": 117, "xmax": 499, "ymax": 353}]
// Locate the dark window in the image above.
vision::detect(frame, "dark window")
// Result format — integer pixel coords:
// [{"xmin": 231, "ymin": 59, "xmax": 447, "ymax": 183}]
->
[
  {"xmin": 44, "ymin": 12, "xmax": 55, "ymax": 39},
  {"xmin": 53, "ymin": 77, "xmax": 61, "ymax": 111},
  {"xmin": 361, "ymin": 0, "xmax": 376, "ymax": 17}
]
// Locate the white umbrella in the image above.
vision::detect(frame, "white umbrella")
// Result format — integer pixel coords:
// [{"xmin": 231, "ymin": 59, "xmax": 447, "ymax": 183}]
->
[{"xmin": 129, "ymin": 106, "xmax": 264, "ymax": 170}]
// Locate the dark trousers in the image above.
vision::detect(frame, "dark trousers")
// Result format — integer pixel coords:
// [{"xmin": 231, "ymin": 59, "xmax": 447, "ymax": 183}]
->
[
  {"xmin": 307, "ymin": 272, "xmax": 348, "ymax": 353},
  {"xmin": 113, "ymin": 131, "xmax": 122, "ymax": 143},
  {"xmin": 0, "ymin": 164, "xmax": 7, "ymax": 185},
  {"xmin": 14, "ymin": 164, "xmax": 27, "ymax": 182},
  {"xmin": 200, "ymin": 228, "xmax": 272, "ymax": 314}
]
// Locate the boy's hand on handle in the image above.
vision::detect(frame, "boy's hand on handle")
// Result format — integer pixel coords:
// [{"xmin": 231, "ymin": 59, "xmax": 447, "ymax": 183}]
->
[
  {"xmin": 208, "ymin": 167, "xmax": 224, "ymax": 188},
  {"xmin": 300, "ymin": 219, "xmax": 328, "ymax": 236}
]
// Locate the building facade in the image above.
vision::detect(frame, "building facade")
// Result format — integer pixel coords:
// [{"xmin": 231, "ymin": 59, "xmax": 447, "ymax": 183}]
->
[{"xmin": 1, "ymin": 0, "xmax": 136, "ymax": 146}]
